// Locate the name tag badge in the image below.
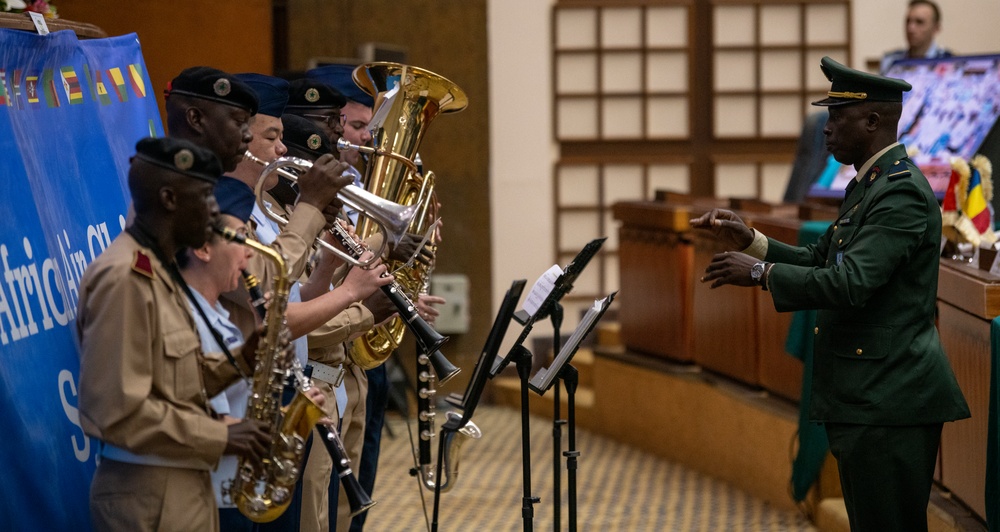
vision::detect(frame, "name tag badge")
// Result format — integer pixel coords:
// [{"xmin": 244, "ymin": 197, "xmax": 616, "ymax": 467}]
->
[
  {"xmin": 838, "ymin": 217, "xmax": 851, "ymax": 226},
  {"xmin": 836, "ymin": 251, "xmax": 844, "ymax": 265}
]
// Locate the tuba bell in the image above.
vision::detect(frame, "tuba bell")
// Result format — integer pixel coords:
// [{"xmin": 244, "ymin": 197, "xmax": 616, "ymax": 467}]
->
[{"xmin": 342, "ymin": 62, "xmax": 467, "ymax": 371}]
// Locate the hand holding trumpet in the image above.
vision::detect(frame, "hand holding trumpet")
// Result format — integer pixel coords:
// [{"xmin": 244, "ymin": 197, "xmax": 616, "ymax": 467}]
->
[{"xmin": 296, "ymin": 153, "xmax": 353, "ymax": 221}]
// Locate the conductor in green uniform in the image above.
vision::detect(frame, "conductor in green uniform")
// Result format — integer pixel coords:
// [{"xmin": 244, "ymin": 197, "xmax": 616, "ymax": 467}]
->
[{"xmin": 693, "ymin": 57, "xmax": 970, "ymax": 532}]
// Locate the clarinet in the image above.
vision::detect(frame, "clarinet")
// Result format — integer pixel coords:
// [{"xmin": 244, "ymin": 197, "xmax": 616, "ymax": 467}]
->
[
  {"xmin": 316, "ymin": 422, "xmax": 377, "ymax": 517},
  {"xmin": 326, "ymin": 223, "xmax": 448, "ymax": 355},
  {"xmin": 242, "ymin": 270, "xmax": 268, "ymax": 320}
]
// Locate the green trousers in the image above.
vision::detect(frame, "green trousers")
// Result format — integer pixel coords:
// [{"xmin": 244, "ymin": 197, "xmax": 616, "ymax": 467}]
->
[{"xmin": 825, "ymin": 422, "xmax": 942, "ymax": 532}]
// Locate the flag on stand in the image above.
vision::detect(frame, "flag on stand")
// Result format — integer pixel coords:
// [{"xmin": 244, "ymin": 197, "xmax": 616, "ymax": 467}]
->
[
  {"xmin": 964, "ymin": 155, "xmax": 996, "ymax": 245},
  {"xmin": 942, "ymin": 157, "xmax": 982, "ymax": 246}
]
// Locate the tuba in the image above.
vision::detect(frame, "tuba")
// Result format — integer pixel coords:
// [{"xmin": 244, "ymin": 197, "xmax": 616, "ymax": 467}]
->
[
  {"xmin": 213, "ymin": 226, "xmax": 325, "ymax": 523},
  {"xmin": 342, "ymin": 62, "xmax": 467, "ymax": 371}
]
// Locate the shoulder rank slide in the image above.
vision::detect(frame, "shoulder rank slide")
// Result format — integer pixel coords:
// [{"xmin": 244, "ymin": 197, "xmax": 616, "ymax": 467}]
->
[
  {"xmin": 131, "ymin": 250, "xmax": 155, "ymax": 279},
  {"xmin": 885, "ymin": 159, "xmax": 911, "ymax": 181}
]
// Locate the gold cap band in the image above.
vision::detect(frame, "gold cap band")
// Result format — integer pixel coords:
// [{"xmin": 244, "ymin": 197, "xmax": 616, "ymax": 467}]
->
[{"xmin": 827, "ymin": 90, "xmax": 868, "ymax": 100}]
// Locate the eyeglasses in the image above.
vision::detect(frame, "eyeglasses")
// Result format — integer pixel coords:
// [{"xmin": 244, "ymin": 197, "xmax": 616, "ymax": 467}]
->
[{"xmin": 301, "ymin": 113, "xmax": 347, "ymax": 128}]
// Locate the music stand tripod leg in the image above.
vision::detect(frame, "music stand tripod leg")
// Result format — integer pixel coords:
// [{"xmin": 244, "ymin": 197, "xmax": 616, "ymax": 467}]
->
[
  {"xmin": 560, "ymin": 364, "xmax": 580, "ymax": 532},
  {"xmin": 513, "ymin": 344, "xmax": 539, "ymax": 531},
  {"xmin": 550, "ymin": 302, "xmax": 564, "ymax": 531}
]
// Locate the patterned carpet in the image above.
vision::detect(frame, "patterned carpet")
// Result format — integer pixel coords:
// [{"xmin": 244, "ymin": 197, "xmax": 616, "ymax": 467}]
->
[{"xmin": 363, "ymin": 405, "xmax": 815, "ymax": 531}]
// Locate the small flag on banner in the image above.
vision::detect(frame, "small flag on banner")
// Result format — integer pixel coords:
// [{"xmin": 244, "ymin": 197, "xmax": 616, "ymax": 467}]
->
[
  {"xmin": 106, "ymin": 67, "xmax": 128, "ymax": 102},
  {"xmin": 127, "ymin": 64, "xmax": 146, "ymax": 98},
  {"xmin": 0, "ymin": 70, "xmax": 8, "ymax": 106},
  {"xmin": 94, "ymin": 70, "xmax": 111, "ymax": 106},
  {"xmin": 12, "ymin": 70, "xmax": 23, "ymax": 109},
  {"xmin": 82, "ymin": 64, "xmax": 96, "ymax": 102},
  {"xmin": 60, "ymin": 66, "xmax": 84, "ymax": 104},
  {"xmin": 42, "ymin": 69, "xmax": 61, "ymax": 108},
  {"xmin": 25, "ymin": 74, "xmax": 39, "ymax": 104}
]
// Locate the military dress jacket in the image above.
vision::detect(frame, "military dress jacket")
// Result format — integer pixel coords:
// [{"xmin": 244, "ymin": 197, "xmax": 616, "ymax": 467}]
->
[
  {"xmin": 764, "ymin": 144, "xmax": 970, "ymax": 426},
  {"xmin": 77, "ymin": 232, "xmax": 253, "ymax": 470}
]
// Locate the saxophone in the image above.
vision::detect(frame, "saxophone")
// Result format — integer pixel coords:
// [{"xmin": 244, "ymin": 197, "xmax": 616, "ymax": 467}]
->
[{"xmin": 213, "ymin": 225, "xmax": 325, "ymax": 523}]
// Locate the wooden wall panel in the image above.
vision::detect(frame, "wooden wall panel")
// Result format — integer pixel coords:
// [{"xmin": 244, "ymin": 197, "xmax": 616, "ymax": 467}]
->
[
  {"xmin": 691, "ymin": 230, "xmax": 759, "ymax": 385},
  {"xmin": 286, "ymin": 0, "xmax": 490, "ymax": 392},
  {"xmin": 57, "ymin": 0, "xmax": 273, "ymax": 121},
  {"xmin": 937, "ymin": 301, "xmax": 990, "ymax": 518},
  {"xmin": 615, "ymin": 216, "xmax": 694, "ymax": 361}
]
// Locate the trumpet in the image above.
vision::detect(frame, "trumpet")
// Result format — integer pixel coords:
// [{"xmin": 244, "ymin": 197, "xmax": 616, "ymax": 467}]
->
[{"xmin": 243, "ymin": 151, "xmax": 414, "ymax": 268}]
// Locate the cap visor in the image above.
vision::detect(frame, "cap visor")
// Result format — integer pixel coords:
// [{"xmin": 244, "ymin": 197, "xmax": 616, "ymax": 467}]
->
[{"xmin": 811, "ymin": 97, "xmax": 859, "ymax": 107}]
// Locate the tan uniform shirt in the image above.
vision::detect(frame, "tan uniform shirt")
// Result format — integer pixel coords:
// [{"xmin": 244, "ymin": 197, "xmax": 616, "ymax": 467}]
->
[{"xmin": 77, "ymin": 232, "xmax": 252, "ymax": 469}]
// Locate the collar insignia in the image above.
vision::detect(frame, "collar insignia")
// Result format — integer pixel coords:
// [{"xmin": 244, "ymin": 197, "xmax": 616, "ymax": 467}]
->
[{"xmin": 131, "ymin": 250, "xmax": 155, "ymax": 279}]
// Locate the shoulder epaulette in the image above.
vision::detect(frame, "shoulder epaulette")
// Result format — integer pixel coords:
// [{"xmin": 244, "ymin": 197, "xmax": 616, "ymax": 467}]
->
[
  {"xmin": 885, "ymin": 159, "xmax": 912, "ymax": 182},
  {"xmin": 131, "ymin": 250, "xmax": 155, "ymax": 279}
]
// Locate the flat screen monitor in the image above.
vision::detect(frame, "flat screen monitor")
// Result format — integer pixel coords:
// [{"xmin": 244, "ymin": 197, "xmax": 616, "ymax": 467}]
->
[{"xmin": 809, "ymin": 54, "xmax": 1000, "ymax": 199}]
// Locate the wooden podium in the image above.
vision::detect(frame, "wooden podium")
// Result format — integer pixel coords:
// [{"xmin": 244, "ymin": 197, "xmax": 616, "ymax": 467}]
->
[{"xmin": 935, "ymin": 259, "xmax": 997, "ymax": 518}]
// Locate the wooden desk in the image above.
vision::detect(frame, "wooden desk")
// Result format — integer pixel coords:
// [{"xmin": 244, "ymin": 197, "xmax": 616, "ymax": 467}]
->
[
  {"xmin": 613, "ymin": 201, "xmax": 695, "ymax": 362},
  {"xmin": 936, "ymin": 259, "xmax": 996, "ymax": 519}
]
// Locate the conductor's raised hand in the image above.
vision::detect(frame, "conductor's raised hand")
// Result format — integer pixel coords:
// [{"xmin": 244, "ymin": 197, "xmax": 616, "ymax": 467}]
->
[
  {"xmin": 700, "ymin": 251, "xmax": 758, "ymax": 289},
  {"xmin": 689, "ymin": 208, "xmax": 755, "ymax": 251},
  {"xmin": 296, "ymin": 153, "xmax": 353, "ymax": 214}
]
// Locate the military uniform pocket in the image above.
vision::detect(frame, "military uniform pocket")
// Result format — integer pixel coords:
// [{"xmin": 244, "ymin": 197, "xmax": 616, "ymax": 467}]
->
[
  {"xmin": 162, "ymin": 328, "xmax": 203, "ymax": 401},
  {"xmin": 816, "ymin": 321, "xmax": 893, "ymax": 407}
]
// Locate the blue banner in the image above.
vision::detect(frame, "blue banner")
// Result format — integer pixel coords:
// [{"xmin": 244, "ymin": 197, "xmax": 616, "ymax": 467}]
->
[{"xmin": 0, "ymin": 29, "xmax": 162, "ymax": 530}]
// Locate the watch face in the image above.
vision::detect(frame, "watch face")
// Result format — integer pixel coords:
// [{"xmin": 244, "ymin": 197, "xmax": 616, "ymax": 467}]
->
[{"xmin": 751, "ymin": 262, "xmax": 764, "ymax": 281}]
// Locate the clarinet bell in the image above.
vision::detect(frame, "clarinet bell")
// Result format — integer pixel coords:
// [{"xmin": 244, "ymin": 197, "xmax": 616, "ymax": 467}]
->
[
  {"xmin": 343, "ymin": 469, "xmax": 377, "ymax": 517},
  {"xmin": 429, "ymin": 349, "xmax": 460, "ymax": 386}
]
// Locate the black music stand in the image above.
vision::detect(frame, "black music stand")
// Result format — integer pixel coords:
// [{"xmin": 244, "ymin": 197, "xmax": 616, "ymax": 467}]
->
[
  {"xmin": 489, "ymin": 237, "xmax": 605, "ymax": 531},
  {"xmin": 529, "ymin": 291, "xmax": 616, "ymax": 532},
  {"xmin": 431, "ymin": 280, "xmax": 525, "ymax": 532}
]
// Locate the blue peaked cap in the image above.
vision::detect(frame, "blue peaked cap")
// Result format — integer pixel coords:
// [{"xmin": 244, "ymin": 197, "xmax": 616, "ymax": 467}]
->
[
  {"xmin": 213, "ymin": 176, "xmax": 256, "ymax": 223},
  {"xmin": 306, "ymin": 64, "xmax": 375, "ymax": 108},
  {"xmin": 234, "ymin": 73, "xmax": 289, "ymax": 118}
]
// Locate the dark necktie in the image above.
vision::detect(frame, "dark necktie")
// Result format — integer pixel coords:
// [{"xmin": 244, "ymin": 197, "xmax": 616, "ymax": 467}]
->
[{"xmin": 844, "ymin": 178, "xmax": 858, "ymax": 197}]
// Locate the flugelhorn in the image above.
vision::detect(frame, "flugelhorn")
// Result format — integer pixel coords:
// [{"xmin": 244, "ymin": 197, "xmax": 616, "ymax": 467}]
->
[{"xmin": 243, "ymin": 151, "xmax": 414, "ymax": 268}]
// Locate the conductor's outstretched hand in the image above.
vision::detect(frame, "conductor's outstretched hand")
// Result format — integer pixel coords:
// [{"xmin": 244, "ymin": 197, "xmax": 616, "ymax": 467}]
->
[{"xmin": 690, "ymin": 208, "xmax": 754, "ymax": 251}]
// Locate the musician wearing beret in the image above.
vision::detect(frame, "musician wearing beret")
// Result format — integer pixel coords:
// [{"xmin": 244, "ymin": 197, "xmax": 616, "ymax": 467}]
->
[
  {"xmin": 694, "ymin": 57, "xmax": 970, "ymax": 531},
  {"xmin": 285, "ymin": 77, "xmax": 348, "ymax": 148},
  {"xmin": 77, "ymin": 137, "xmax": 271, "ymax": 532}
]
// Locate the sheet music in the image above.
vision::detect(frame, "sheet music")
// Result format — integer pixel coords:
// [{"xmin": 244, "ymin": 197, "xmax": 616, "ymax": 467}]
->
[
  {"xmin": 529, "ymin": 292, "xmax": 614, "ymax": 392},
  {"xmin": 521, "ymin": 264, "xmax": 562, "ymax": 318},
  {"xmin": 368, "ymin": 81, "xmax": 399, "ymax": 131}
]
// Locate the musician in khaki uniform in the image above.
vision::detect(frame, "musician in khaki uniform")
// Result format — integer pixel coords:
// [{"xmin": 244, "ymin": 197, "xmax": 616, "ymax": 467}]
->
[
  {"xmin": 275, "ymin": 114, "xmax": 400, "ymax": 532},
  {"xmin": 77, "ymin": 137, "xmax": 271, "ymax": 531}
]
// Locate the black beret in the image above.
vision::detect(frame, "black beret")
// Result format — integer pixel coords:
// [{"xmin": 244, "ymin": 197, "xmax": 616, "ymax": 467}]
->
[
  {"xmin": 306, "ymin": 64, "xmax": 375, "ymax": 108},
  {"xmin": 286, "ymin": 78, "xmax": 347, "ymax": 110},
  {"xmin": 280, "ymin": 114, "xmax": 332, "ymax": 160},
  {"xmin": 132, "ymin": 137, "xmax": 222, "ymax": 183},
  {"xmin": 235, "ymin": 73, "xmax": 289, "ymax": 118},
  {"xmin": 213, "ymin": 176, "xmax": 256, "ymax": 223},
  {"xmin": 812, "ymin": 56, "xmax": 912, "ymax": 107},
  {"xmin": 165, "ymin": 66, "xmax": 259, "ymax": 115}
]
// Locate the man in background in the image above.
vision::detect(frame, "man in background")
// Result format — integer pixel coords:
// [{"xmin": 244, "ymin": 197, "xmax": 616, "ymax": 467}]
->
[{"xmin": 880, "ymin": 0, "xmax": 952, "ymax": 74}]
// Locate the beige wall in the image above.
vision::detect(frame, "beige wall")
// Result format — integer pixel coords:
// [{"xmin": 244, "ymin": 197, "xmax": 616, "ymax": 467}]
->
[
  {"xmin": 489, "ymin": 0, "xmax": 1000, "ymax": 339},
  {"xmin": 853, "ymin": 0, "xmax": 1000, "ymax": 70}
]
